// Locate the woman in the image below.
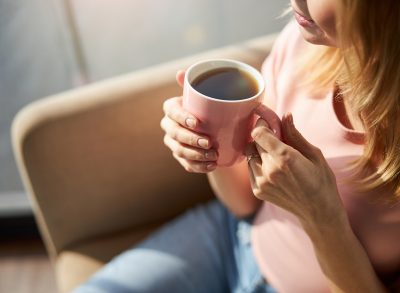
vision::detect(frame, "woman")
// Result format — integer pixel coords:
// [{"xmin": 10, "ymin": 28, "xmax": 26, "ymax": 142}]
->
[{"xmin": 76, "ymin": 0, "xmax": 400, "ymax": 292}]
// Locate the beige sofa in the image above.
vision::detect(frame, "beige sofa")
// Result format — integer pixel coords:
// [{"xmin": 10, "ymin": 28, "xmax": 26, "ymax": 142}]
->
[{"xmin": 12, "ymin": 34, "xmax": 276, "ymax": 292}]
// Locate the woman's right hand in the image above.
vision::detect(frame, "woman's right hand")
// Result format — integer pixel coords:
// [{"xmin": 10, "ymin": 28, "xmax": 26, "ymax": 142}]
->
[{"xmin": 160, "ymin": 70, "xmax": 219, "ymax": 173}]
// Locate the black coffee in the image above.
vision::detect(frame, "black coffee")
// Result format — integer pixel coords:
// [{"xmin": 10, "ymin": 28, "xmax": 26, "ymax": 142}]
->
[{"xmin": 191, "ymin": 67, "xmax": 259, "ymax": 100}]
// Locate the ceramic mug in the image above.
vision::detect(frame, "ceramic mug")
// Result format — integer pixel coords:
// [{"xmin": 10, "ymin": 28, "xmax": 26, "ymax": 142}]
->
[{"xmin": 183, "ymin": 59, "xmax": 281, "ymax": 167}]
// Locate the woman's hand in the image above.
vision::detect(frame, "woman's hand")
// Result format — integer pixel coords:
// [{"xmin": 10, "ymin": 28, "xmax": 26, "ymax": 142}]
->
[
  {"xmin": 246, "ymin": 111, "xmax": 347, "ymax": 230},
  {"xmin": 160, "ymin": 70, "xmax": 218, "ymax": 173},
  {"xmin": 247, "ymin": 111, "xmax": 388, "ymax": 293}
]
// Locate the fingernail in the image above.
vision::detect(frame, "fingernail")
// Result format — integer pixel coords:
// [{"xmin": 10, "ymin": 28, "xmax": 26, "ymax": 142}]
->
[
  {"xmin": 206, "ymin": 163, "xmax": 217, "ymax": 170},
  {"xmin": 185, "ymin": 118, "xmax": 196, "ymax": 128},
  {"xmin": 258, "ymin": 119, "xmax": 268, "ymax": 126},
  {"xmin": 251, "ymin": 129, "xmax": 258, "ymax": 139},
  {"xmin": 198, "ymin": 138, "xmax": 209, "ymax": 148},
  {"xmin": 205, "ymin": 150, "xmax": 217, "ymax": 160},
  {"xmin": 287, "ymin": 113, "xmax": 294, "ymax": 126}
]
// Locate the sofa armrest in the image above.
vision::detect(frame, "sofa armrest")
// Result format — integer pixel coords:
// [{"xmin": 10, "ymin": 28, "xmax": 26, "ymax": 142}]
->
[{"xmin": 12, "ymin": 34, "xmax": 276, "ymax": 260}]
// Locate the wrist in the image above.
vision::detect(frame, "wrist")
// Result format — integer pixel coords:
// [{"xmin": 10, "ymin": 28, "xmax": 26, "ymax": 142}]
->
[{"xmin": 301, "ymin": 209, "xmax": 351, "ymax": 243}]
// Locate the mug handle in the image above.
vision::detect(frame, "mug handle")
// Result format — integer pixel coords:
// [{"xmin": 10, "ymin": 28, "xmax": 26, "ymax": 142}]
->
[{"xmin": 254, "ymin": 104, "xmax": 282, "ymax": 140}]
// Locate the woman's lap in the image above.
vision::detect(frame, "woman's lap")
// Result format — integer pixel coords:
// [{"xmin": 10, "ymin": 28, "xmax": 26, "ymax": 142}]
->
[{"xmin": 73, "ymin": 200, "xmax": 276, "ymax": 293}]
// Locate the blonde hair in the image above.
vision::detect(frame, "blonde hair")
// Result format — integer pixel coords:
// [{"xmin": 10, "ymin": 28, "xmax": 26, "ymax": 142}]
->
[{"xmin": 298, "ymin": 0, "xmax": 400, "ymax": 200}]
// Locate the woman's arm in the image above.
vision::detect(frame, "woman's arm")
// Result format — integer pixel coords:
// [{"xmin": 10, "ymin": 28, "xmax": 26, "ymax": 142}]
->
[
  {"xmin": 247, "ymin": 112, "xmax": 388, "ymax": 292},
  {"xmin": 207, "ymin": 161, "xmax": 262, "ymax": 218},
  {"xmin": 161, "ymin": 70, "xmax": 263, "ymax": 218},
  {"xmin": 304, "ymin": 219, "xmax": 387, "ymax": 293}
]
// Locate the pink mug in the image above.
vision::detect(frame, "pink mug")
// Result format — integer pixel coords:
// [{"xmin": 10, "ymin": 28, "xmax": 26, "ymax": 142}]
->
[{"xmin": 183, "ymin": 59, "xmax": 281, "ymax": 167}]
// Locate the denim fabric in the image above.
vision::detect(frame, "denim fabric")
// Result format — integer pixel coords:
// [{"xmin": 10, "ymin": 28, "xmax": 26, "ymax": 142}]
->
[{"xmin": 74, "ymin": 200, "xmax": 277, "ymax": 293}]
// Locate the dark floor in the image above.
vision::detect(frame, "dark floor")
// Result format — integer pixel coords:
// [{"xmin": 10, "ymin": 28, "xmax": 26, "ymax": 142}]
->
[{"xmin": 0, "ymin": 217, "xmax": 57, "ymax": 293}]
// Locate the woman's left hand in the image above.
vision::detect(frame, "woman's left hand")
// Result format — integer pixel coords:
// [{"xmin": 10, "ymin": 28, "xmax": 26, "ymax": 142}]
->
[{"xmin": 246, "ymin": 111, "xmax": 347, "ymax": 231}]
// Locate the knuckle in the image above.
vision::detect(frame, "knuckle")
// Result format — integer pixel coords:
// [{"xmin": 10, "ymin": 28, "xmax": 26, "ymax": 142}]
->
[
  {"xmin": 168, "ymin": 107, "xmax": 177, "ymax": 120},
  {"xmin": 176, "ymin": 110, "xmax": 186, "ymax": 125},
  {"xmin": 177, "ymin": 131, "xmax": 188, "ymax": 144},
  {"xmin": 268, "ymin": 168, "xmax": 284, "ymax": 183},
  {"xmin": 163, "ymin": 135, "xmax": 169, "ymax": 146},
  {"xmin": 162, "ymin": 100, "xmax": 169, "ymax": 114},
  {"xmin": 258, "ymin": 177, "xmax": 271, "ymax": 190},
  {"xmin": 314, "ymin": 147, "xmax": 323, "ymax": 157},
  {"xmin": 184, "ymin": 165, "xmax": 194, "ymax": 173},
  {"xmin": 256, "ymin": 175, "xmax": 268, "ymax": 188},
  {"xmin": 189, "ymin": 135, "xmax": 198, "ymax": 146},
  {"xmin": 170, "ymin": 130, "xmax": 179, "ymax": 141},
  {"xmin": 164, "ymin": 135, "xmax": 175, "ymax": 152},
  {"xmin": 194, "ymin": 151, "xmax": 204, "ymax": 161},
  {"xmin": 175, "ymin": 146, "xmax": 185, "ymax": 158},
  {"xmin": 279, "ymin": 156, "xmax": 292, "ymax": 170},
  {"xmin": 253, "ymin": 188, "xmax": 264, "ymax": 200},
  {"xmin": 171, "ymin": 108, "xmax": 186, "ymax": 126},
  {"xmin": 160, "ymin": 117, "xmax": 167, "ymax": 131},
  {"xmin": 277, "ymin": 149, "xmax": 293, "ymax": 169},
  {"xmin": 163, "ymin": 98, "xmax": 175, "ymax": 114},
  {"xmin": 276, "ymin": 146, "xmax": 289, "ymax": 157},
  {"xmin": 165, "ymin": 107, "xmax": 178, "ymax": 122},
  {"xmin": 172, "ymin": 153, "xmax": 181, "ymax": 162}
]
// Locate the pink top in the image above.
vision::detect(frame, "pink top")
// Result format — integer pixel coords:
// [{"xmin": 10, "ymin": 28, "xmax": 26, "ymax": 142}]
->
[{"xmin": 251, "ymin": 22, "xmax": 400, "ymax": 292}]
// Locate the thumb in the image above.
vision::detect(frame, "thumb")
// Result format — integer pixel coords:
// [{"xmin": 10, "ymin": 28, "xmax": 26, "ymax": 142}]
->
[
  {"xmin": 176, "ymin": 70, "xmax": 185, "ymax": 88},
  {"xmin": 283, "ymin": 113, "xmax": 320, "ymax": 161}
]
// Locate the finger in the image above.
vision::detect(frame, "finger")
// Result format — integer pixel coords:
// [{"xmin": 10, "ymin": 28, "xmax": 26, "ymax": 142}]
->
[
  {"xmin": 248, "ymin": 163, "xmax": 259, "ymax": 196},
  {"xmin": 245, "ymin": 143, "xmax": 263, "ymax": 193},
  {"xmin": 247, "ymin": 158, "xmax": 287, "ymax": 204},
  {"xmin": 163, "ymin": 97, "xmax": 198, "ymax": 130},
  {"xmin": 161, "ymin": 117, "xmax": 212, "ymax": 149},
  {"xmin": 176, "ymin": 70, "xmax": 185, "ymax": 88},
  {"xmin": 255, "ymin": 104, "xmax": 282, "ymax": 140},
  {"xmin": 282, "ymin": 113, "xmax": 322, "ymax": 162},
  {"xmin": 245, "ymin": 143, "xmax": 263, "ymax": 170},
  {"xmin": 254, "ymin": 142, "xmax": 273, "ymax": 167},
  {"xmin": 172, "ymin": 153, "xmax": 217, "ymax": 173},
  {"xmin": 251, "ymin": 118, "xmax": 289, "ymax": 159},
  {"xmin": 254, "ymin": 142, "xmax": 282, "ymax": 183},
  {"xmin": 164, "ymin": 135, "xmax": 218, "ymax": 162}
]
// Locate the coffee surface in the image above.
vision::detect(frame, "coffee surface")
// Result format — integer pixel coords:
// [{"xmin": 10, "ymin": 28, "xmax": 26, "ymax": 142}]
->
[{"xmin": 191, "ymin": 67, "xmax": 259, "ymax": 100}]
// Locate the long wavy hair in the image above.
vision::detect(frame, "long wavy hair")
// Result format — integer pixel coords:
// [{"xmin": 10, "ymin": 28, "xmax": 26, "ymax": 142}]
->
[{"xmin": 298, "ymin": 0, "xmax": 400, "ymax": 201}]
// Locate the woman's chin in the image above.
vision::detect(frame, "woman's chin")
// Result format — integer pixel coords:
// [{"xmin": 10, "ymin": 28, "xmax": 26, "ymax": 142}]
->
[{"xmin": 298, "ymin": 26, "xmax": 336, "ymax": 47}]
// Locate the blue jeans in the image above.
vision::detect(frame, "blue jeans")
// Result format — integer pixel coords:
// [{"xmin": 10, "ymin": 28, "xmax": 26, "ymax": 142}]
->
[{"xmin": 74, "ymin": 200, "xmax": 277, "ymax": 293}]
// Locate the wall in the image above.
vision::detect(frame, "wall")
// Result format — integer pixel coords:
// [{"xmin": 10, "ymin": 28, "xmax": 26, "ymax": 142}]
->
[{"xmin": 0, "ymin": 0, "xmax": 289, "ymax": 213}]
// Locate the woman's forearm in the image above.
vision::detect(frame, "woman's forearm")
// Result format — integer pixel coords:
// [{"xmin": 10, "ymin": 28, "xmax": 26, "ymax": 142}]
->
[
  {"xmin": 303, "ymin": 218, "xmax": 387, "ymax": 293},
  {"xmin": 207, "ymin": 160, "xmax": 261, "ymax": 218}
]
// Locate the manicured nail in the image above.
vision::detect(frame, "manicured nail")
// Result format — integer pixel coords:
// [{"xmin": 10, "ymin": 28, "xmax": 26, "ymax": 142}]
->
[
  {"xmin": 205, "ymin": 150, "xmax": 217, "ymax": 160},
  {"xmin": 206, "ymin": 163, "xmax": 217, "ymax": 170},
  {"xmin": 185, "ymin": 118, "xmax": 196, "ymax": 128},
  {"xmin": 198, "ymin": 138, "xmax": 209, "ymax": 148},
  {"xmin": 251, "ymin": 129, "xmax": 258, "ymax": 139}
]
